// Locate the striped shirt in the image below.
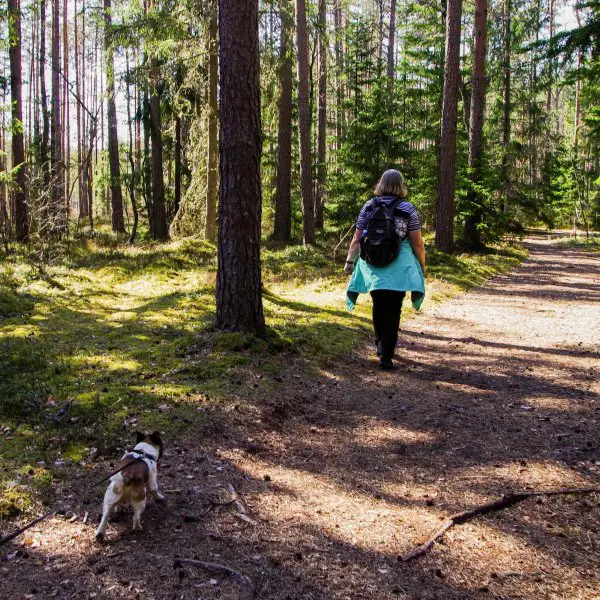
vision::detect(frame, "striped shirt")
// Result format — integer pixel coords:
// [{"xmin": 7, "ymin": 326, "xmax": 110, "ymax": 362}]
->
[{"xmin": 356, "ymin": 197, "xmax": 421, "ymax": 236}]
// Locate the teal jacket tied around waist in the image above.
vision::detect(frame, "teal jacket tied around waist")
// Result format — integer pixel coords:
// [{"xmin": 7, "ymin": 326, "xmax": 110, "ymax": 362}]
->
[{"xmin": 346, "ymin": 239, "xmax": 426, "ymax": 311}]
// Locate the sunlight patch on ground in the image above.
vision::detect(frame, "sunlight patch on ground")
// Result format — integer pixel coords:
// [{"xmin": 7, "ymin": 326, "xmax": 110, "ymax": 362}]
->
[
  {"xmin": 353, "ymin": 421, "xmax": 438, "ymax": 447},
  {"xmin": 224, "ymin": 453, "xmax": 443, "ymax": 554},
  {"xmin": 70, "ymin": 354, "xmax": 141, "ymax": 372}
]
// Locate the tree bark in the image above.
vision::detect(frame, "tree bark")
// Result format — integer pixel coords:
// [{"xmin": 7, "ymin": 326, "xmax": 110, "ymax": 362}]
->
[
  {"xmin": 387, "ymin": 0, "xmax": 396, "ymax": 81},
  {"xmin": 149, "ymin": 57, "xmax": 168, "ymax": 240},
  {"xmin": 435, "ymin": 0, "xmax": 462, "ymax": 253},
  {"xmin": 501, "ymin": 0, "xmax": 511, "ymax": 213},
  {"xmin": 205, "ymin": 3, "xmax": 218, "ymax": 243},
  {"xmin": 295, "ymin": 0, "xmax": 315, "ymax": 244},
  {"xmin": 573, "ymin": 7, "xmax": 582, "ymax": 153},
  {"xmin": 63, "ymin": 0, "xmax": 70, "ymax": 220},
  {"xmin": 40, "ymin": 0, "xmax": 51, "ymax": 196},
  {"xmin": 174, "ymin": 115, "xmax": 182, "ymax": 216},
  {"xmin": 333, "ymin": 0, "xmax": 344, "ymax": 144},
  {"xmin": 104, "ymin": 0, "xmax": 126, "ymax": 233},
  {"xmin": 51, "ymin": 0, "xmax": 65, "ymax": 233},
  {"xmin": 545, "ymin": 0, "xmax": 554, "ymax": 112},
  {"xmin": 216, "ymin": 0, "xmax": 264, "ymax": 333},
  {"xmin": 8, "ymin": 0, "xmax": 29, "ymax": 242},
  {"xmin": 125, "ymin": 50, "xmax": 138, "ymax": 244},
  {"xmin": 463, "ymin": 0, "xmax": 487, "ymax": 250},
  {"xmin": 273, "ymin": 0, "xmax": 293, "ymax": 242},
  {"xmin": 315, "ymin": 0, "xmax": 327, "ymax": 229}
]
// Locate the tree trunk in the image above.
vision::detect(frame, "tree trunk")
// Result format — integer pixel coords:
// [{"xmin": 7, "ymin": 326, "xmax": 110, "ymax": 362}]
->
[
  {"xmin": 545, "ymin": 0, "xmax": 554, "ymax": 112},
  {"xmin": 435, "ymin": 0, "xmax": 462, "ymax": 253},
  {"xmin": 8, "ymin": 0, "xmax": 29, "ymax": 242},
  {"xmin": 63, "ymin": 0, "xmax": 70, "ymax": 220},
  {"xmin": 573, "ymin": 7, "xmax": 582, "ymax": 153},
  {"xmin": 125, "ymin": 50, "xmax": 138, "ymax": 244},
  {"xmin": 0, "ymin": 110, "xmax": 10, "ymax": 243},
  {"xmin": 40, "ymin": 0, "xmax": 51, "ymax": 193},
  {"xmin": 142, "ymin": 89, "xmax": 152, "ymax": 231},
  {"xmin": 387, "ymin": 0, "xmax": 396, "ymax": 81},
  {"xmin": 174, "ymin": 115, "xmax": 182, "ymax": 216},
  {"xmin": 51, "ymin": 0, "xmax": 65, "ymax": 234},
  {"xmin": 216, "ymin": 0, "xmax": 265, "ymax": 333},
  {"xmin": 295, "ymin": 0, "xmax": 315, "ymax": 244},
  {"xmin": 463, "ymin": 0, "xmax": 487, "ymax": 250},
  {"xmin": 333, "ymin": 0, "xmax": 344, "ymax": 144},
  {"xmin": 273, "ymin": 0, "xmax": 293, "ymax": 242},
  {"xmin": 149, "ymin": 57, "xmax": 168, "ymax": 240},
  {"xmin": 501, "ymin": 0, "xmax": 511, "ymax": 212},
  {"xmin": 205, "ymin": 4, "xmax": 218, "ymax": 243},
  {"xmin": 104, "ymin": 0, "xmax": 126, "ymax": 233},
  {"xmin": 315, "ymin": 0, "xmax": 327, "ymax": 229}
]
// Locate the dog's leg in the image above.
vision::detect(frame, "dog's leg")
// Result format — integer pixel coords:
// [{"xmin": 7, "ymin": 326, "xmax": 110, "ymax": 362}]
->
[
  {"xmin": 96, "ymin": 484, "xmax": 119, "ymax": 541},
  {"xmin": 148, "ymin": 468, "xmax": 165, "ymax": 501},
  {"xmin": 131, "ymin": 498, "xmax": 146, "ymax": 531}
]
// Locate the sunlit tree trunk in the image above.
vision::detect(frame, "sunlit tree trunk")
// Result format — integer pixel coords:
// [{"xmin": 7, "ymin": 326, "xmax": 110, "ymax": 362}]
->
[
  {"xmin": 51, "ymin": 0, "xmax": 65, "ymax": 233},
  {"xmin": 205, "ymin": 3, "xmax": 218, "ymax": 243},
  {"xmin": 40, "ymin": 0, "xmax": 51, "ymax": 191},
  {"xmin": 8, "ymin": 0, "xmax": 29, "ymax": 242},
  {"xmin": 315, "ymin": 0, "xmax": 327, "ymax": 229},
  {"xmin": 295, "ymin": 0, "xmax": 315, "ymax": 244},
  {"xmin": 573, "ymin": 7, "xmax": 582, "ymax": 153},
  {"xmin": 216, "ymin": 0, "xmax": 264, "ymax": 332},
  {"xmin": 501, "ymin": 0, "xmax": 511, "ymax": 213},
  {"xmin": 387, "ymin": 0, "xmax": 396, "ymax": 82},
  {"xmin": 273, "ymin": 0, "xmax": 292, "ymax": 242},
  {"xmin": 104, "ymin": 0, "xmax": 126, "ymax": 233},
  {"xmin": 125, "ymin": 50, "xmax": 138, "ymax": 244},
  {"xmin": 546, "ymin": 0, "xmax": 554, "ymax": 112},
  {"xmin": 463, "ymin": 0, "xmax": 487, "ymax": 250},
  {"xmin": 63, "ymin": 0, "xmax": 70, "ymax": 219},
  {"xmin": 435, "ymin": 0, "xmax": 462, "ymax": 253},
  {"xmin": 149, "ymin": 58, "xmax": 168, "ymax": 240},
  {"xmin": 333, "ymin": 0, "xmax": 344, "ymax": 144},
  {"xmin": 174, "ymin": 115, "xmax": 182, "ymax": 216}
]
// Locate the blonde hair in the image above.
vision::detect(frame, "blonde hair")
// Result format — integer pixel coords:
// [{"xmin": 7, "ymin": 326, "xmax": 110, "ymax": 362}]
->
[{"xmin": 374, "ymin": 169, "xmax": 408, "ymax": 198}]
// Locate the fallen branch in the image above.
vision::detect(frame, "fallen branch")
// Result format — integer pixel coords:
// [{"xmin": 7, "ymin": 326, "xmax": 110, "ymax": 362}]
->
[
  {"xmin": 402, "ymin": 487, "xmax": 600, "ymax": 562},
  {"xmin": 149, "ymin": 555, "xmax": 254, "ymax": 600},
  {"xmin": 0, "ymin": 510, "xmax": 56, "ymax": 547}
]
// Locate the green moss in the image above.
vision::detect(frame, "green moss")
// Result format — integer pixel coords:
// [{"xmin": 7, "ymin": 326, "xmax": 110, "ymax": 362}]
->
[
  {"xmin": 0, "ymin": 233, "xmax": 527, "ymax": 520},
  {"xmin": 0, "ymin": 484, "xmax": 33, "ymax": 519}
]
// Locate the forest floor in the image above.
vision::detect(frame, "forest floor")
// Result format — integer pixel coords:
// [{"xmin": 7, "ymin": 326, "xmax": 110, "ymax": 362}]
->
[{"xmin": 1, "ymin": 233, "xmax": 599, "ymax": 599}]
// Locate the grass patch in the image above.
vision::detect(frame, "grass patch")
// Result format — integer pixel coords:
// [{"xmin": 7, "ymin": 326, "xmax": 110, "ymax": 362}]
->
[
  {"xmin": 426, "ymin": 243, "xmax": 527, "ymax": 298},
  {"xmin": 0, "ymin": 232, "xmax": 526, "ymax": 519}
]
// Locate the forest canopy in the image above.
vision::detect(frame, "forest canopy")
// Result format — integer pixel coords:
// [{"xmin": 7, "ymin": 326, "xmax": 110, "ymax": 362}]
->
[{"xmin": 0, "ymin": 0, "xmax": 598, "ymax": 251}]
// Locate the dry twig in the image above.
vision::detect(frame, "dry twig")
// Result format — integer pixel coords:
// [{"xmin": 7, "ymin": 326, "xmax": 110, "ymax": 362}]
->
[{"xmin": 402, "ymin": 487, "xmax": 600, "ymax": 562}]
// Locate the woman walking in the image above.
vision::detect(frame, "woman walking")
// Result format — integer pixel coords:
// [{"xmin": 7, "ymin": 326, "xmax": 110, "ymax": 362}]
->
[{"xmin": 345, "ymin": 169, "xmax": 426, "ymax": 370}]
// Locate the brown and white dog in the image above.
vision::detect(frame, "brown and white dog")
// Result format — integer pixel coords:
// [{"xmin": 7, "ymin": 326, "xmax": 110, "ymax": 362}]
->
[{"xmin": 95, "ymin": 431, "xmax": 164, "ymax": 541}]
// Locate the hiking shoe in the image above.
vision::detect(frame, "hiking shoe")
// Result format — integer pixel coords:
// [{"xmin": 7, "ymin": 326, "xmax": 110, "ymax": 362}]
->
[{"xmin": 379, "ymin": 359, "xmax": 394, "ymax": 371}]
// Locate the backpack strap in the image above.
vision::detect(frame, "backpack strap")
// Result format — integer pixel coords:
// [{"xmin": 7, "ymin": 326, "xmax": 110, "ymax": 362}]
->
[{"xmin": 367, "ymin": 197, "xmax": 380, "ymax": 212}]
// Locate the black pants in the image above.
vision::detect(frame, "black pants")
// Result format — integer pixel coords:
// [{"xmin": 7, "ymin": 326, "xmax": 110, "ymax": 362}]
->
[{"xmin": 370, "ymin": 290, "xmax": 406, "ymax": 361}]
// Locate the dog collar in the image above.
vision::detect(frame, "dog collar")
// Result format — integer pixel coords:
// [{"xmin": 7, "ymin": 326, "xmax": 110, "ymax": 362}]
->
[{"xmin": 129, "ymin": 449, "xmax": 158, "ymax": 463}]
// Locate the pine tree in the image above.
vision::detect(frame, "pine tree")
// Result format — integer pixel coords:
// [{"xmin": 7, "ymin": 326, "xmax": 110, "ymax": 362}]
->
[
  {"xmin": 435, "ymin": 0, "xmax": 463, "ymax": 253},
  {"xmin": 295, "ymin": 0, "xmax": 315, "ymax": 244},
  {"xmin": 104, "ymin": 0, "xmax": 126, "ymax": 233},
  {"xmin": 216, "ymin": 0, "xmax": 264, "ymax": 332},
  {"xmin": 8, "ymin": 0, "xmax": 29, "ymax": 242}
]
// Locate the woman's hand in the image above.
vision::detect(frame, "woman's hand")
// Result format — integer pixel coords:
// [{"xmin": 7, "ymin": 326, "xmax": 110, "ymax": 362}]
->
[
  {"xmin": 344, "ymin": 261, "xmax": 354, "ymax": 276},
  {"xmin": 344, "ymin": 229, "xmax": 362, "ymax": 276}
]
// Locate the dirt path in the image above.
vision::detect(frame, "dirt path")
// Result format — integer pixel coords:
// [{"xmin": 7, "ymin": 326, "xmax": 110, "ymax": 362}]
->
[{"xmin": 2, "ymin": 237, "xmax": 599, "ymax": 599}]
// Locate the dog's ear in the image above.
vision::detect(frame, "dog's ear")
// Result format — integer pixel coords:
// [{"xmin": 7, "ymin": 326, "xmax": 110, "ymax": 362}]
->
[
  {"xmin": 149, "ymin": 431, "xmax": 162, "ymax": 446},
  {"xmin": 135, "ymin": 431, "xmax": 145, "ymax": 444}
]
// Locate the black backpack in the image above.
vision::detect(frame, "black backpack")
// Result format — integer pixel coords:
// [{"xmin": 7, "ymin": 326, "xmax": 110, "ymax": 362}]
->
[{"xmin": 359, "ymin": 197, "xmax": 411, "ymax": 267}]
